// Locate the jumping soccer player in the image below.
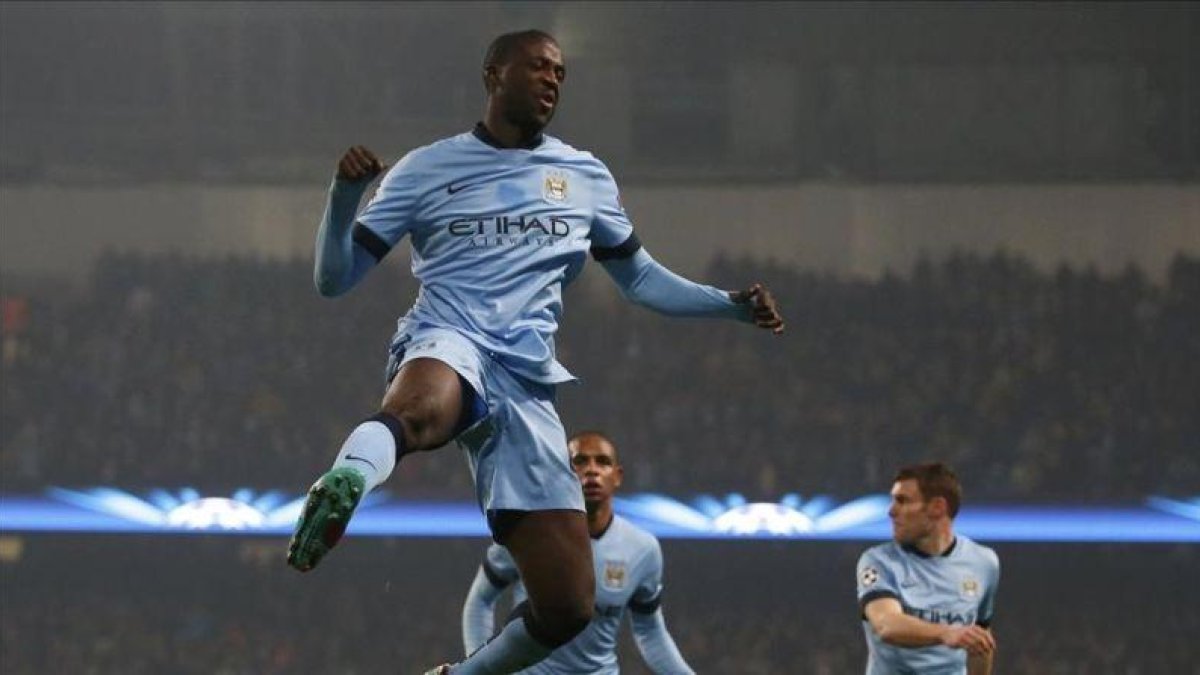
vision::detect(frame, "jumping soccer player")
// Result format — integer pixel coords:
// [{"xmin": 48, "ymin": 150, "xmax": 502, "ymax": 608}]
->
[
  {"xmin": 856, "ymin": 463, "xmax": 1000, "ymax": 675},
  {"xmin": 461, "ymin": 431, "xmax": 694, "ymax": 674},
  {"xmin": 285, "ymin": 29, "xmax": 783, "ymax": 674}
]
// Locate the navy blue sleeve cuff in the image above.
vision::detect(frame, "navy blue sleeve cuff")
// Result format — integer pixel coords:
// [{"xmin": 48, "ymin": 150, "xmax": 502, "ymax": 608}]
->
[
  {"xmin": 628, "ymin": 592, "xmax": 662, "ymax": 615},
  {"xmin": 591, "ymin": 233, "xmax": 642, "ymax": 261},
  {"xmin": 859, "ymin": 590, "xmax": 899, "ymax": 619},
  {"xmin": 352, "ymin": 223, "xmax": 391, "ymax": 262}
]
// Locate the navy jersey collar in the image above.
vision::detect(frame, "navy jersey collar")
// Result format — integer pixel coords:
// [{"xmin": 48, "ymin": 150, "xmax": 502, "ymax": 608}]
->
[
  {"xmin": 902, "ymin": 536, "xmax": 957, "ymax": 559},
  {"xmin": 472, "ymin": 121, "xmax": 544, "ymax": 150},
  {"xmin": 591, "ymin": 513, "xmax": 615, "ymax": 540}
]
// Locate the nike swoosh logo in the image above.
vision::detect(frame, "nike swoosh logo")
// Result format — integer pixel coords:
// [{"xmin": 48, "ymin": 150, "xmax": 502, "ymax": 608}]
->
[
  {"xmin": 447, "ymin": 182, "xmax": 472, "ymax": 195},
  {"xmin": 345, "ymin": 454, "xmax": 378, "ymax": 471}
]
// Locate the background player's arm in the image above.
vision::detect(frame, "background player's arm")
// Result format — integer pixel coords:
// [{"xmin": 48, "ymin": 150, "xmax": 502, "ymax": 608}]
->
[
  {"xmin": 966, "ymin": 636, "xmax": 994, "ymax": 675},
  {"xmin": 313, "ymin": 146, "xmax": 387, "ymax": 297},
  {"xmin": 460, "ymin": 564, "xmax": 512, "ymax": 655},
  {"xmin": 626, "ymin": 539, "xmax": 695, "ymax": 674},
  {"xmin": 966, "ymin": 551, "xmax": 999, "ymax": 674},
  {"xmin": 629, "ymin": 606, "xmax": 694, "ymax": 674},
  {"xmin": 863, "ymin": 597, "xmax": 996, "ymax": 656},
  {"xmin": 462, "ymin": 545, "xmax": 521, "ymax": 655}
]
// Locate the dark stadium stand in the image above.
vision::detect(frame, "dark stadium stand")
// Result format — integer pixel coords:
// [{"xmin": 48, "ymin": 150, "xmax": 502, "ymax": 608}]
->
[{"xmin": 3, "ymin": 252, "xmax": 1196, "ymax": 500}]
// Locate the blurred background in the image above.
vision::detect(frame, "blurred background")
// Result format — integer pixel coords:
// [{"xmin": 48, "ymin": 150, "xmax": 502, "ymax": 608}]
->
[{"xmin": 1, "ymin": 2, "xmax": 1197, "ymax": 673}]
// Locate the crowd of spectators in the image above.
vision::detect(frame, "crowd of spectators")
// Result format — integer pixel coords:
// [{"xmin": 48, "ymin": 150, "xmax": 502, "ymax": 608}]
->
[
  {"xmin": 1, "ymin": 539, "xmax": 1194, "ymax": 673},
  {"xmin": 2, "ymin": 250, "xmax": 1197, "ymax": 501}
]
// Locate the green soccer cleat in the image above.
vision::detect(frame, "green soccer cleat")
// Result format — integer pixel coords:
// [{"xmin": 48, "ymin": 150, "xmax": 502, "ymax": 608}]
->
[{"xmin": 286, "ymin": 467, "xmax": 366, "ymax": 572}]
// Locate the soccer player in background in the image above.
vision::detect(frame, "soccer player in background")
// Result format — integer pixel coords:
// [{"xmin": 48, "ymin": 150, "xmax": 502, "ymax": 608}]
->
[
  {"xmin": 461, "ymin": 431, "xmax": 694, "ymax": 674},
  {"xmin": 285, "ymin": 29, "xmax": 784, "ymax": 674},
  {"xmin": 856, "ymin": 463, "xmax": 1000, "ymax": 675}
]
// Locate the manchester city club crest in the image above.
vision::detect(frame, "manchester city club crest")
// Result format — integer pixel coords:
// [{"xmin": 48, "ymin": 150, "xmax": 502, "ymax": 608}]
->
[
  {"xmin": 543, "ymin": 170, "xmax": 569, "ymax": 203},
  {"xmin": 960, "ymin": 576, "xmax": 980, "ymax": 600},
  {"xmin": 603, "ymin": 559, "xmax": 627, "ymax": 590}
]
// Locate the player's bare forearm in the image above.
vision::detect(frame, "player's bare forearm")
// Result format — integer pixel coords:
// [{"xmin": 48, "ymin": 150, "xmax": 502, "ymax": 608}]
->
[
  {"xmin": 865, "ymin": 599, "xmax": 995, "ymax": 655},
  {"xmin": 967, "ymin": 649, "xmax": 994, "ymax": 675},
  {"xmin": 889, "ymin": 619, "xmax": 993, "ymax": 657},
  {"xmin": 869, "ymin": 609, "xmax": 950, "ymax": 648}
]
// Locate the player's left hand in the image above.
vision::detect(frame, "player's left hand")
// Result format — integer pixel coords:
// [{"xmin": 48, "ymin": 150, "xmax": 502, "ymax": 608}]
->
[{"xmin": 732, "ymin": 283, "xmax": 784, "ymax": 335}]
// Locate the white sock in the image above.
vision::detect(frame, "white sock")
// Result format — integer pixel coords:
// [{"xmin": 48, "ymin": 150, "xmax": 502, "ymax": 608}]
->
[
  {"xmin": 331, "ymin": 420, "xmax": 397, "ymax": 493},
  {"xmin": 452, "ymin": 617, "xmax": 552, "ymax": 674}
]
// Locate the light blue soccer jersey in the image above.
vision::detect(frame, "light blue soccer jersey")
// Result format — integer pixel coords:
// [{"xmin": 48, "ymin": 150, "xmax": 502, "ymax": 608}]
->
[
  {"xmin": 856, "ymin": 536, "xmax": 1000, "ymax": 675},
  {"xmin": 484, "ymin": 515, "xmax": 665, "ymax": 674},
  {"xmin": 354, "ymin": 125, "xmax": 635, "ymax": 385}
]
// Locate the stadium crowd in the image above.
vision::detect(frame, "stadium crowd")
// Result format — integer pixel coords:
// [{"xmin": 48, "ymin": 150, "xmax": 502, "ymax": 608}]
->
[
  {"xmin": 2, "ymin": 251, "xmax": 1197, "ymax": 501},
  {"xmin": 1, "ymin": 539, "xmax": 1194, "ymax": 673}
]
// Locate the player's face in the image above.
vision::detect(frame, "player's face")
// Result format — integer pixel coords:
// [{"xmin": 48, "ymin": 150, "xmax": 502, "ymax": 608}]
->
[
  {"xmin": 490, "ymin": 38, "xmax": 565, "ymax": 135},
  {"xmin": 888, "ymin": 479, "xmax": 936, "ymax": 545},
  {"xmin": 570, "ymin": 436, "xmax": 622, "ymax": 507}
]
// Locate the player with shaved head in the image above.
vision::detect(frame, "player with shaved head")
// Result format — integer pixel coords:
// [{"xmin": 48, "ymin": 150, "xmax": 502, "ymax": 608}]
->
[{"xmin": 285, "ymin": 29, "xmax": 782, "ymax": 674}]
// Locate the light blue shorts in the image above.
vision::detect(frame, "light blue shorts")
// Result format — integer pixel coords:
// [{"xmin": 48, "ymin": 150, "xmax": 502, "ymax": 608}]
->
[{"xmin": 386, "ymin": 324, "xmax": 585, "ymax": 517}]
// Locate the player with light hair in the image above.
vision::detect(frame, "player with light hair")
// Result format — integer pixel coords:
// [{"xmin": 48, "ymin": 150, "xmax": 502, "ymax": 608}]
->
[{"xmin": 856, "ymin": 462, "xmax": 1000, "ymax": 675}]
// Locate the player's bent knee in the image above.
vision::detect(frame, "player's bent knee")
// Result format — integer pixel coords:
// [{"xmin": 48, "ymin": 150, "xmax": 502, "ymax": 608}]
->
[
  {"xmin": 565, "ymin": 602, "xmax": 593, "ymax": 637},
  {"xmin": 385, "ymin": 404, "xmax": 454, "ymax": 452},
  {"xmin": 381, "ymin": 360, "xmax": 464, "ymax": 451},
  {"xmin": 530, "ymin": 598, "xmax": 593, "ymax": 646}
]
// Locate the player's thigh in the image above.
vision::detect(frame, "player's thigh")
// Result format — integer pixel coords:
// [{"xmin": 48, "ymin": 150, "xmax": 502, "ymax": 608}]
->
[
  {"xmin": 503, "ymin": 510, "xmax": 595, "ymax": 611},
  {"xmin": 380, "ymin": 357, "xmax": 463, "ymax": 450}
]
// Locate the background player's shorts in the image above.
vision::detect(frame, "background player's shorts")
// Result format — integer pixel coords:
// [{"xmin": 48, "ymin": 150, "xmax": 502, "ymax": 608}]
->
[{"xmin": 386, "ymin": 324, "xmax": 584, "ymax": 527}]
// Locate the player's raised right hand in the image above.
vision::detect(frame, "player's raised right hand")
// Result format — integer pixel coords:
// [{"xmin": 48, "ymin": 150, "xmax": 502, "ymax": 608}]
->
[
  {"xmin": 336, "ymin": 145, "xmax": 387, "ymax": 182},
  {"xmin": 731, "ymin": 283, "xmax": 785, "ymax": 335},
  {"xmin": 940, "ymin": 625, "xmax": 996, "ymax": 656}
]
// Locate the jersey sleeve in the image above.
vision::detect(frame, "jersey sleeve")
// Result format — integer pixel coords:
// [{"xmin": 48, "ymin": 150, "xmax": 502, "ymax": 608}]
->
[
  {"xmin": 977, "ymin": 549, "xmax": 1001, "ymax": 626},
  {"xmin": 856, "ymin": 548, "xmax": 900, "ymax": 613},
  {"xmin": 482, "ymin": 543, "xmax": 520, "ymax": 588},
  {"xmin": 628, "ymin": 538, "xmax": 665, "ymax": 614},
  {"xmin": 353, "ymin": 151, "xmax": 426, "ymax": 256},
  {"xmin": 588, "ymin": 160, "xmax": 640, "ymax": 260}
]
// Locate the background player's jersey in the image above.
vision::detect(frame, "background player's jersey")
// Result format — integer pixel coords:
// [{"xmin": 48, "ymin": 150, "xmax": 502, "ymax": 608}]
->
[
  {"xmin": 355, "ymin": 126, "xmax": 635, "ymax": 385},
  {"xmin": 856, "ymin": 536, "xmax": 1000, "ymax": 675},
  {"xmin": 485, "ymin": 515, "xmax": 665, "ymax": 674}
]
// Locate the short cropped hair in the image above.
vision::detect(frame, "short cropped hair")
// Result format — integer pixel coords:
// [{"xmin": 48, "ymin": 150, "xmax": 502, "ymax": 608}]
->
[
  {"xmin": 483, "ymin": 29, "xmax": 558, "ymax": 68},
  {"xmin": 894, "ymin": 462, "xmax": 962, "ymax": 517},
  {"xmin": 568, "ymin": 430, "xmax": 619, "ymax": 463}
]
